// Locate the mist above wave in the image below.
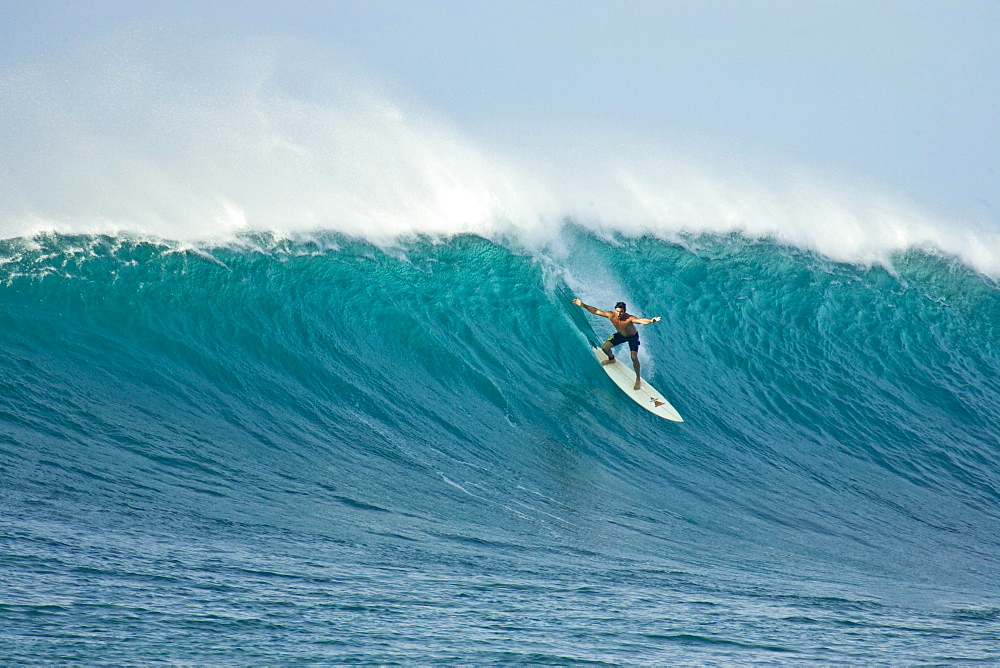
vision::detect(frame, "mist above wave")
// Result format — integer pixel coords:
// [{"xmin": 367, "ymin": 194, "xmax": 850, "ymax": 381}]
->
[{"xmin": 2, "ymin": 32, "xmax": 996, "ymax": 275}]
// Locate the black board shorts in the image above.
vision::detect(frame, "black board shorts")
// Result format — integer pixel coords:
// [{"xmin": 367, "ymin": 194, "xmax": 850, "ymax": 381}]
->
[{"xmin": 606, "ymin": 331, "xmax": 640, "ymax": 352}]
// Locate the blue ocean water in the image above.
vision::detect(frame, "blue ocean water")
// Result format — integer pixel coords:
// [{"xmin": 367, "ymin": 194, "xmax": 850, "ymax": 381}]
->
[{"xmin": 1, "ymin": 226, "xmax": 997, "ymax": 663}]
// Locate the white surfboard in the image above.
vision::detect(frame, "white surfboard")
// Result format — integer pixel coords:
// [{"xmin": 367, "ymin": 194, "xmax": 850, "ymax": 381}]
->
[{"xmin": 593, "ymin": 347, "xmax": 683, "ymax": 422}]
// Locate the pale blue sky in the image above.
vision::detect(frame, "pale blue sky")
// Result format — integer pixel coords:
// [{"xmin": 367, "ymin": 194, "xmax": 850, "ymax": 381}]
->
[{"xmin": 3, "ymin": 0, "xmax": 997, "ymax": 228}]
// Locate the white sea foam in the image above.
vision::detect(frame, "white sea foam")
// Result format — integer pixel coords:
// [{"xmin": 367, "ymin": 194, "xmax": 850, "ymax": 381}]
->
[{"xmin": 2, "ymin": 34, "xmax": 997, "ymax": 275}]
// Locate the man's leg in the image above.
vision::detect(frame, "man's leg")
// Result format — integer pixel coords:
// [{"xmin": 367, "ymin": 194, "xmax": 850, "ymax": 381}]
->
[
  {"xmin": 631, "ymin": 350, "xmax": 641, "ymax": 390},
  {"xmin": 601, "ymin": 340, "xmax": 616, "ymax": 365}
]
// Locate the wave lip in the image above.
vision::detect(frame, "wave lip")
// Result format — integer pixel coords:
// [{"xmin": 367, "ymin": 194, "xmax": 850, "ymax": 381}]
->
[{"xmin": 1, "ymin": 34, "xmax": 997, "ymax": 276}]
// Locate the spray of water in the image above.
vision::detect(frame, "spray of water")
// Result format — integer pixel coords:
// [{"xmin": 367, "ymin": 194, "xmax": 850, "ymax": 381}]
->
[{"xmin": 2, "ymin": 32, "xmax": 996, "ymax": 275}]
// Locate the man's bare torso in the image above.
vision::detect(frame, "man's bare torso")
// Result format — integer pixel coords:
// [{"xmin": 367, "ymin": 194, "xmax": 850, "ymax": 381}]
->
[{"xmin": 610, "ymin": 312, "xmax": 638, "ymax": 337}]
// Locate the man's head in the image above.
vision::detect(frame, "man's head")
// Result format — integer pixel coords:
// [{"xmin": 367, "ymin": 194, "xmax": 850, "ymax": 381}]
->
[{"xmin": 615, "ymin": 301, "xmax": 627, "ymax": 313}]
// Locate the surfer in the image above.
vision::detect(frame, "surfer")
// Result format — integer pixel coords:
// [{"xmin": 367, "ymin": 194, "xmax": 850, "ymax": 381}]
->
[{"xmin": 573, "ymin": 299, "xmax": 661, "ymax": 390}]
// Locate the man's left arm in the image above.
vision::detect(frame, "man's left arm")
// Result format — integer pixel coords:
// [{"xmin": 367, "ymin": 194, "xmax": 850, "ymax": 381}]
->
[{"xmin": 632, "ymin": 316, "xmax": 662, "ymax": 325}]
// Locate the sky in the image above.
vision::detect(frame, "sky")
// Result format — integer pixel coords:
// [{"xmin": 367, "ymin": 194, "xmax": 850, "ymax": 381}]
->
[{"xmin": 1, "ymin": 0, "xmax": 997, "ymax": 248}]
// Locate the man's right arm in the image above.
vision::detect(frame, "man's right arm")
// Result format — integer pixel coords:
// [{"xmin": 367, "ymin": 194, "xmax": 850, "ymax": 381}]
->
[{"xmin": 573, "ymin": 299, "xmax": 611, "ymax": 318}]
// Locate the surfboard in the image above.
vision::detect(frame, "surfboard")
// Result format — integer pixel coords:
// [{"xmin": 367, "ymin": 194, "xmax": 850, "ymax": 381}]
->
[{"xmin": 593, "ymin": 346, "xmax": 683, "ymax": 422}]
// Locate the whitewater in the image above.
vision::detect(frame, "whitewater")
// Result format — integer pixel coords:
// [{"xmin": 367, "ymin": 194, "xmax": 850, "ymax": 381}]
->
[{"xmin": 1, "ymin": 39, "xmax": 998, "ymax": 663}]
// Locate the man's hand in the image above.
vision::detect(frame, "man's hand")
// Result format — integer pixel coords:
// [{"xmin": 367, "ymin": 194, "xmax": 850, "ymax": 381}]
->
[{"xmin": 572, "ymin": 298, "xmax": 583, "ymax": 306}]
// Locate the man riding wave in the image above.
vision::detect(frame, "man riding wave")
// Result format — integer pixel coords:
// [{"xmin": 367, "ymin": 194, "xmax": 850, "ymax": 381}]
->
[{"xmin": 572, "ymin": 299, "xmax": 661, "ymax": 390}]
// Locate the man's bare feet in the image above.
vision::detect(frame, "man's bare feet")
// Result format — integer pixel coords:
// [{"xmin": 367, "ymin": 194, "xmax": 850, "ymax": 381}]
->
[
  {"xmin": 633, "ymin": 380, "xmax": 641, "ymax": 390},
  {"xmin": 601, "ymin": 357, "xmax": 616, "ymax": 366}
]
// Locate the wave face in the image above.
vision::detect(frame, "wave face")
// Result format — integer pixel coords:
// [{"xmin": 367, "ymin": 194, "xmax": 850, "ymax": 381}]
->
[{"xmin": 1, "ymin": 228, "xmax": 998, "ymax": 663}]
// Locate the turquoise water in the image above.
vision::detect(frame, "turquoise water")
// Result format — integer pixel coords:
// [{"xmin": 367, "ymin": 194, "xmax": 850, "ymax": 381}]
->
[{"xmin": 1, "ymin": 227, "xmax": 998, "ymax": 663}]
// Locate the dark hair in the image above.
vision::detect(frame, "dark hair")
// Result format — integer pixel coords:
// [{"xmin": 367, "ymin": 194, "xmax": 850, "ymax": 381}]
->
[{"xmin": 615, "ymin": 302, "xmax": 626, "ymax": 310}]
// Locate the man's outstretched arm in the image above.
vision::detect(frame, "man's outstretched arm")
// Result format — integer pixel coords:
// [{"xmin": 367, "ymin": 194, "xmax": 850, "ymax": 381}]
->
[
  {"xmin": 572, "ymin": 299, "xmax": 612, "ymax": 318},
  {"xmin": 631, "ymin": 316, "xmax": 662, "ymax": 325}
]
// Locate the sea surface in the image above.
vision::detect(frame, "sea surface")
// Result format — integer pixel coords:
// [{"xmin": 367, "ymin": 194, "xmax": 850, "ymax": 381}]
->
[{"xmin": 1, "ymin": 226, "xmax": 998, "ymax": 663}]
